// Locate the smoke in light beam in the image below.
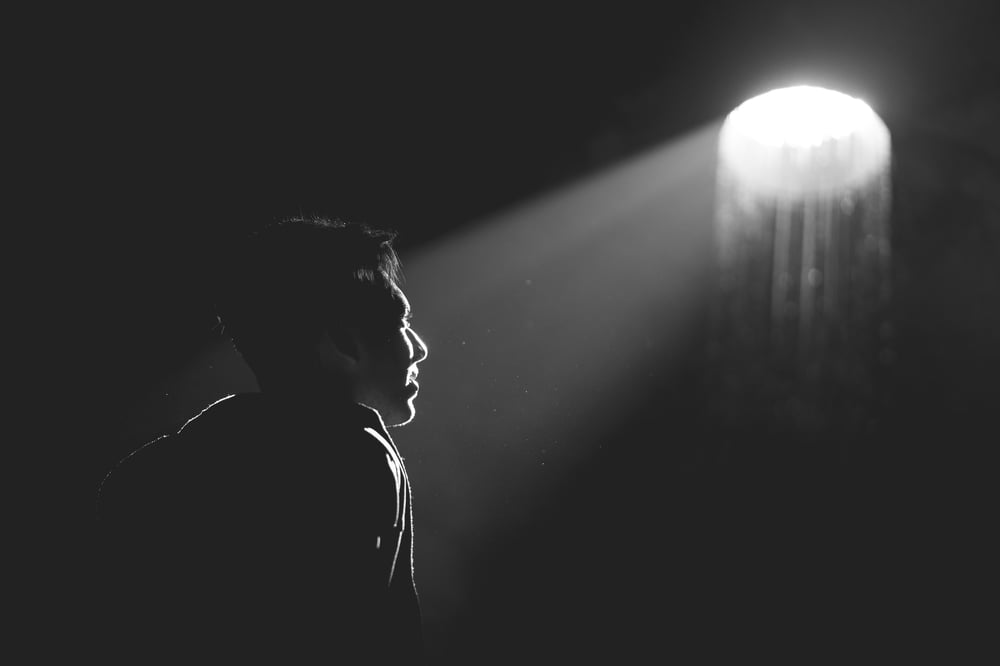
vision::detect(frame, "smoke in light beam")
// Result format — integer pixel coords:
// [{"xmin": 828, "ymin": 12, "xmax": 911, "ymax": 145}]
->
[{"xmin": 401, "ymin": 123, "xmax": 722, "ymax": 647}]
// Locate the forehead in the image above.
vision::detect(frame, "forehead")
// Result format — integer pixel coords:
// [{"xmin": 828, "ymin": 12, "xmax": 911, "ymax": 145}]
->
[
  {"xmin": 389, "ymin": 283, "xmax": 411, "ymax": 317},
  {"xmin": 341, "ymin": 279, "xmax": 410, "ymax": 328},
  {"xmin": 376, "ymin": 281, "xmax": 410, "ymax": 319}
]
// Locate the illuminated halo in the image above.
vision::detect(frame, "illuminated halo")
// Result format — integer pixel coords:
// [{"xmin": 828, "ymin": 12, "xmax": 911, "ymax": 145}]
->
[{"xmin": 717, "ymin": 85, "xmax": 891, "ymax": 195}]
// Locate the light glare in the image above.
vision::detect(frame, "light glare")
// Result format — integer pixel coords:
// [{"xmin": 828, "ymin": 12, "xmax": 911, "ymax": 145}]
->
[
  {"xmin": 718, "ymin": 85, "xmax": 890, "ymax": 195},
  {"xmin": 729, "ymin": 85, "xmax": 875, "ymax": 148}
]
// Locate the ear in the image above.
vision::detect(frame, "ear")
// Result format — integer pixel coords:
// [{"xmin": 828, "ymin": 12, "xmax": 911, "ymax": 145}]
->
[{"xmin": 317, "ymin": 327, "xmax": 362, "ymax": 372}]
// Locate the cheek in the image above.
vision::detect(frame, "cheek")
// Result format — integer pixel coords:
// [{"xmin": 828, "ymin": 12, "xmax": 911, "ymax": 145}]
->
[{"xmin": 379, "ymin": 332, "xmax": 412, "ymax": 377}]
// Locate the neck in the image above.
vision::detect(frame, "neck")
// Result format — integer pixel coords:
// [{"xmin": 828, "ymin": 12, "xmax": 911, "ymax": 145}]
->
[{"xmin": 258, "ymin": 372, "xmax": 353, "ymax": 408}]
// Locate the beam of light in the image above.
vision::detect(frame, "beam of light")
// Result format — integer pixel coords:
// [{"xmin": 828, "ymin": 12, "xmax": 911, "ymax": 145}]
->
[
  {"xmin": 710, "ymin": 85, "xmax": 893, "ymax": 458},
  {"xmin": 400, "ymin": 123, "xmax": 721, "ymax": 653}
]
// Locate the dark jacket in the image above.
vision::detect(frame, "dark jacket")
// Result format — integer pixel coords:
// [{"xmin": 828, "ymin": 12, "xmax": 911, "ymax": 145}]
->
[{"xmin": 96, "ymin": 393, "xmax": 422, "ymax": 663}]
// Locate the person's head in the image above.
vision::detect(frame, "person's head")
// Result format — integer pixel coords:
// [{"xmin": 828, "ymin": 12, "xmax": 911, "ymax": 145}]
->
[{"xmin": 215, "ymin": 216, "xmax": 428, "ymax": 426}]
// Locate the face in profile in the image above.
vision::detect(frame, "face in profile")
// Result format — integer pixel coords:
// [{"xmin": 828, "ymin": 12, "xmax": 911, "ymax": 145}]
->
[{"xmin": 353, "ymin": 284, "xmax": 429, "ymax": 427}]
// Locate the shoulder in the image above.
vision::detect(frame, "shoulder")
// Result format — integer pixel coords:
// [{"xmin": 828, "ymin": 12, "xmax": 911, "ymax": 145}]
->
[
  {"xmin": 96, "ymin": 394, "xmax": 253, "ymax": 522},
  {"xmin": 96, "ymin": 396, "xmax": 403, "ymax": 528},
  {"xmin": 175, "ymin": 393, "xmax": 266, "ymax": 441},
  {"xmin": 96, "ymin": 432, "xmax": 174, "ymax": 527}
]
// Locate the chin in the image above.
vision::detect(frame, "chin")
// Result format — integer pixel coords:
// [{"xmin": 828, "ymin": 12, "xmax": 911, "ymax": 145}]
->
[{"xmin": 385, "ymin": 403, "xmax": 416, "ymax": 428}]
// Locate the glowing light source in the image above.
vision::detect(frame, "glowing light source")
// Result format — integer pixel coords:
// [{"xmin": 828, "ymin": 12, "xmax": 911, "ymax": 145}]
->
[
  {"xmin": 718, "ymin": 85, "xmax": 891, "ymax": 195},
  {"xmin": 709, "ymin": 85, "xmax": 894, "ymax": 459}
]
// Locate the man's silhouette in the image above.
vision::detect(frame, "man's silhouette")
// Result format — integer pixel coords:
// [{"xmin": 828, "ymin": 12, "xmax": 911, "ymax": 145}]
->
[{"xmin": 96, "ymin": 217, "xmax": 429, "ymax": 662}]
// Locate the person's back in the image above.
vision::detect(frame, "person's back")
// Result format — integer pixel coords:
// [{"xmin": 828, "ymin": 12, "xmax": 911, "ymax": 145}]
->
[{"xmin": 96, "ymin": 217, "xmax": 429, "ymax": 663}]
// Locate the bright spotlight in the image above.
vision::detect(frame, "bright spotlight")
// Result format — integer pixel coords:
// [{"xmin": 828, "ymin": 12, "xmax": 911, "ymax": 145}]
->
[
  {"xmin": 710, "ymin": 85, "xmax": 894, "ymax": 453},
  {"xmin": 717, "ymin": 85, "xmax": 890, "ymax": 196}
]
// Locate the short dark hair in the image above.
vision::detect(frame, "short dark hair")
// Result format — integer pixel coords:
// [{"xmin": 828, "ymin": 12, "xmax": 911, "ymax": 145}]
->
[{"xmin": 214, "ymin": 216, "xmax": 403, "ymax": 376}]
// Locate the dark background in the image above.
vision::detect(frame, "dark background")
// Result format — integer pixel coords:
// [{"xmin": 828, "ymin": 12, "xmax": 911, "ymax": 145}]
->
[{"xmin": 54, "ymin": 1, "xmax": 998, "ymax": 661}]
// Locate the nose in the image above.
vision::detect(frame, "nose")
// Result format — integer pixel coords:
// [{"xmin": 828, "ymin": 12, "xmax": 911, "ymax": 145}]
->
[{"xmin": 409, "ymin": 328, "xmax": 429, "ymax": 364}]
